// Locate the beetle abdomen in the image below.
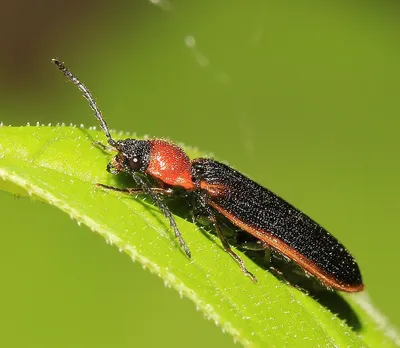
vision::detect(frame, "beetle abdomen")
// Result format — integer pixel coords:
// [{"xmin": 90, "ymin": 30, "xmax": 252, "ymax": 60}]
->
[{"xmin": 192, "ymin": 158, "xmax": 363, "ymax": 292}]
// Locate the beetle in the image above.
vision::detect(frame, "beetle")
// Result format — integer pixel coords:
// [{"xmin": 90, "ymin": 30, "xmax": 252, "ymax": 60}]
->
[{"xmin": 52, "ymin": 59, "xmax": 364, "ymax": 292}]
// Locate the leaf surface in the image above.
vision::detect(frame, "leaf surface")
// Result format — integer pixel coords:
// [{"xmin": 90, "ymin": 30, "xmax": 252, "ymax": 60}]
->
[{"xmin": 0, "ymin": 125, "xmax": 398, "ymax": 347}]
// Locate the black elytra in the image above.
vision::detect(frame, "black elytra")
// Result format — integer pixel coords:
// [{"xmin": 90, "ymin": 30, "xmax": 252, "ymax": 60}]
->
[{"xmin": 192, "ymin": 158, "xmax": 363, "ymax": 291}]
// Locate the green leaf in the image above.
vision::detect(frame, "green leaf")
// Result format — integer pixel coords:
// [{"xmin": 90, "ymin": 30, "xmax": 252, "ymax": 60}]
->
[{"xmin": 0, "ymin": 125, "xmax": 398, "ymax": 347}]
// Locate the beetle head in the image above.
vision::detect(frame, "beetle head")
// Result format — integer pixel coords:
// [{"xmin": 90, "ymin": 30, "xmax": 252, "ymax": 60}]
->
[{"xmin": 107, "ymin": 139, "xmax": 151, "ymax": 175}]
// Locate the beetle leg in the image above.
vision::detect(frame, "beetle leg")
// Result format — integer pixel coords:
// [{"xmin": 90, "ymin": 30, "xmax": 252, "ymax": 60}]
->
[
  {"xmin": 96, "ymin": 182, "xmax": 190, "ymax": 256},
  {"xmin": 92, "ymin": 141, "xmax": 116, "ymax": 152},
  {"xmin": 96, "ymin": 183, "xmax": 174, "ymax": 196},
  {"xmin": 208, "ymin": 212, "xmax": 258, "ymax": 283},
  {"xmin": 132, "ymin": 173, "xmax": 191, "ymax": 258},
  {"xmin": 240, "ymin": 239, "xmax": 270, "ymax": 252}
]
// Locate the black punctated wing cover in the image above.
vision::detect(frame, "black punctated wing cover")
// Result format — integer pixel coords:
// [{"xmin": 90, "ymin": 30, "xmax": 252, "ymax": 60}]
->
[{"xmin": 192, "ymin": 158, "xmax": 362, "ymax": 287}]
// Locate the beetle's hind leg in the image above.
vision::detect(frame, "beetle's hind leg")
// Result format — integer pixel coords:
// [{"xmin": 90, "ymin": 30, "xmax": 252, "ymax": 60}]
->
[{"xmin": 237, "ymin": 237, "xmax": 289, "ymax": 279}]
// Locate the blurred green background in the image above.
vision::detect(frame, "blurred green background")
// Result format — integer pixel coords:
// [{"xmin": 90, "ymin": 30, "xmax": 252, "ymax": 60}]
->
[{"xmin": 0, "ymin": 1, "xmax": 399, "ymax": 347}]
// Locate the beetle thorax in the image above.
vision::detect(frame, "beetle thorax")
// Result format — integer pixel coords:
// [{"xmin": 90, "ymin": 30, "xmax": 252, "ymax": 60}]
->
[{"xmin": 146, "ymin": 139, "xmax": 195, "ymax": 190}]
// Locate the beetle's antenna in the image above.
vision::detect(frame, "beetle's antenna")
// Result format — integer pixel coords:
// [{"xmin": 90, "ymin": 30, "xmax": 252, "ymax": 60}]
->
[{"xmin": 52, "ymin": 59, "xmax": 116, "ymax": 147}]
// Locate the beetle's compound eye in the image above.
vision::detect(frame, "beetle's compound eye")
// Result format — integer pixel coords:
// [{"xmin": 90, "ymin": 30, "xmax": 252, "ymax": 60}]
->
[
  {"xmin": 115, "ymin": 139, "xmax": 151, "ymax": 173},
  {"xmin": 128, "ymin": 156, "xmax": 142, "ymax": 172}
]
